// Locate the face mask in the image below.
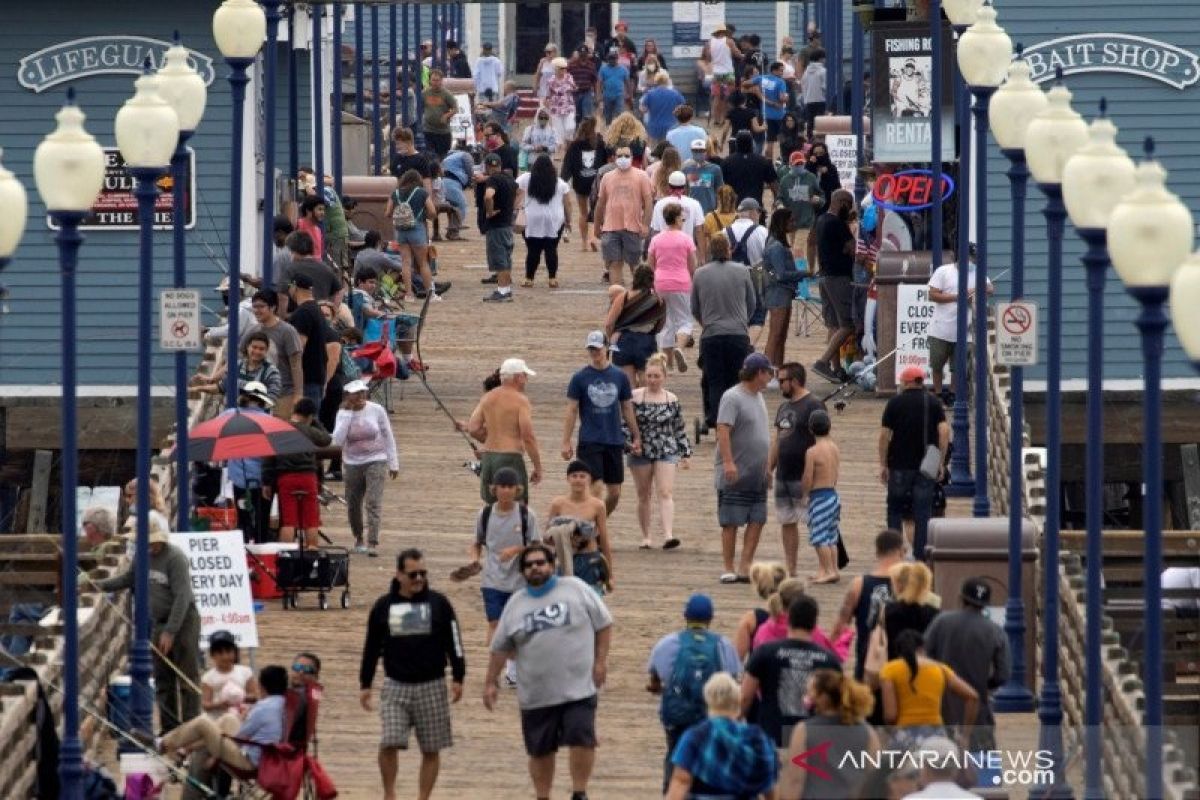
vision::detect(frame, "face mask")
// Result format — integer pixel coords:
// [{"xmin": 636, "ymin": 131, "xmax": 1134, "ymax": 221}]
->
[
  {"xmin": 693, "ymin": 154, "xmax": 706, "ymax": 163},
  {"xmin": 616, "ymin": 156, "xmax": 632, "ymax": 170}
]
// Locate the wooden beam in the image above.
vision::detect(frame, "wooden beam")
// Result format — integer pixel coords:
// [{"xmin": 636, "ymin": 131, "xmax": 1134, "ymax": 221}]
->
[{"xmin": 24, "ymin": 451, "xmax": 52, "ymax": 534}]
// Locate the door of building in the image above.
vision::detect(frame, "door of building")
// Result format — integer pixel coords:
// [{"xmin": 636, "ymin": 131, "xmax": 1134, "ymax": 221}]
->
[{"xmin": 513, "ymin": 1, "xmax": 612, "ymax": 81}]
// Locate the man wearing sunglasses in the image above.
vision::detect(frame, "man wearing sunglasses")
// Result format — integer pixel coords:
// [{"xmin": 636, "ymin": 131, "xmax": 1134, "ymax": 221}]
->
[
  {"xmin": 484, "ymin": 543, "xmax": 612, "ymax": 800},
  {"xmin": 360, "ymin": 548, "xmax": 466, "ymax": 800}
]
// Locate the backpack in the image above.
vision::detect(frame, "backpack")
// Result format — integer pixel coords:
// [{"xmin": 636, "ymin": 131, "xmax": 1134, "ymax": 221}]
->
[
  {"xmin": 391, "ymin": 187, "xmax": 420, "ymax": 230},
  {"xmin": 660, "ymin": 628, "xmax": 722, "ymax": 728},
  {"xmin": 480, "ymin": 503, "xmax": 530, "ymax": 545},
  {"xmin": 726, "ymin": 224, "xmax": 767, "ymax": 299}
]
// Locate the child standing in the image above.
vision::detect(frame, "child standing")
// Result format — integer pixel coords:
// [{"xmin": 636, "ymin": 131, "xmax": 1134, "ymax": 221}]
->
[
  {"xmin": 469, "ymin": 467, "xmax": 540, "ymax": 686},
  {"xmin": 801, "ymin": 410, "xmax": 841, "ymax": 584}
]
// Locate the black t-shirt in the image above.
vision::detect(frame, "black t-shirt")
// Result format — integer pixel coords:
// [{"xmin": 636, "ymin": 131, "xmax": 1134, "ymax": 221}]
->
[
  {"xmin": 727, "ymin": 107, "xmax": 758, "ymax": 138},
  {"xmin": 881, "ymin": 387, "xmax": 946, "ymax": 470},
  {"xmin": 390, "ymin": 151, "xmax": 431, "ymax": 180},
  {"xmin": 774, "ymin": 394, "xmax": 827, "ymax": 481},
  {"xmin": 815, "ymin": 212, "xmax": 854, "ymax": 278},
  {"xmin": 721, "ymin": 153, "xmax": 776, "ymax": 204},
  {"xmin": 477, "ymin": 172, "xmax": 517, "ymax": 231},
  {"xmin": 745, "ymin": 638, "xmax": 841, "ymax": 746},
  {"xmin": 288, "ymin": 300, "xmax": 329, "ymax": 386},
  {"xmin": 883, "ymin": 600, "xmax": 941, "ymax": 660},
  {"xmin": 562, "ymin": 140, "xmax": 609, "ymax": 195}
]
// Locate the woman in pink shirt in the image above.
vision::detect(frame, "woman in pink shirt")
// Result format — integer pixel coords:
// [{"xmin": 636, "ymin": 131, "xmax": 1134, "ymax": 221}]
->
[
  {"xmin": 647, "ymin": 203, "xmax": 697, "ymax": 372},
  {"xmin": 751, "ymin": 577, "xmax": 853, "ymax": 659}
]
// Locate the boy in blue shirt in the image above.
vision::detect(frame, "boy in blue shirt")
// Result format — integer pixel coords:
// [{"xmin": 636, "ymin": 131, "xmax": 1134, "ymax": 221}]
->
[
  {"xmin": 749, "ymin": 61, "xmax": 790, "ymax": 161},
  {"xmin": 598, "ymin": 52, "xmax": 630, "ymax": 125}
]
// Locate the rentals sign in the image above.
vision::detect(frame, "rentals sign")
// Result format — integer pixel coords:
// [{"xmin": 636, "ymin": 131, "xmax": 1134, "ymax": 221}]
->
[
  {"xmin": 1022, "ymin": 35, "xmax": 1200, "ymax": 90},
  {"xmin": 19, "ymin": 36, "xmax": 216, "ymax": 93}
]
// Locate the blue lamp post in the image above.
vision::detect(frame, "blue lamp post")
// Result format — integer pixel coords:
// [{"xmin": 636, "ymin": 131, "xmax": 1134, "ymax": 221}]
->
[
  {"xmin": 115, "ymin": 63, "xmax": 181, "ymax": 739},
  {"xmin": 33, "ymin": 98, "xmax": 102, "ymax": 797},
  {"xmin": 401, "ymin": 2, "xmax": 410, "ymax": 127},
  {"xmin": 214, "ymin": 0, "xmax": 267, "ymax": 411},
  {"xmin": 389, "ymin": 3, "xmax": 398, "ymax": 167},
  {"xmin": 258, "ymin": 1, "xmax": 282, "ymax": 289},
  {"xmin": 0, "ymin": 149, "xmax": 27, "ymax": 326},
  {"xmin": 1024, "ymin": 70, "xmax": 1088, "ymax": 797},
  {"xmin": 157, "ymin": 35, "xmax": 208, "ymax": 534},
  {"xmin": 287, "ymin": 3, "xmax": 300, "ymax": 178},
  {"xmin": 1061, "ymin": 101, "xmax": 1137, "ymax": 797},
  {"xmin": 312, "ymin": 5, "xmax": 325, "ymax": 197},
  {"xmin": 354, "ymin": 2, "xmax": 364, "ymax": 119},
  {"xmin": 941, "ymin": 0, "xmax": 982, "ymax": 497},
  {"xmin": 1108, "ymin": 140, "xmax": 1194, "ymax": 800},
  {"xmin": 957, "ymin": 3, "xmax": 1011, "ymax": 518},
  {"xmin": 332, "ymin": 2, "xmax": 344, "ymax": 197},
  {"xmin": 986, "ymin": 54, "xmax": 1046, "ymax": 714},
  {"xmin": 370, "ymin": 3, "xmax": 381, "ymax": 174},
  {"xmin": 929, "ymin": 0, "xmax": 944, "ymax": 262}
]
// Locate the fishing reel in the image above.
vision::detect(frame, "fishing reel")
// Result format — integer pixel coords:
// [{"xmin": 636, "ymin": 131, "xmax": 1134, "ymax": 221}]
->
[{"xmin": 464, "ymin": 461, "xmax": 482, "ymax": 476}]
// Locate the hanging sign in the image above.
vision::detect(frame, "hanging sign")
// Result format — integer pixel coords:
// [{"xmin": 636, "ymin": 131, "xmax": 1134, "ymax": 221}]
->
[
  {"xmin": 872, "ymin": 21, "xmax": 955, "ymax": 164},
  {"xmin": 872, "ymin": 169, "xmax": 956, "ymax": 212},
  {"xmin": 171, "ymin": 530, "xmax": 259, "ymax": 648},
  {"xmin": 46, "ymin": 148, "xmax": 196, "ymax": 232},
  {"xmin": 1022, "ymin": 35, "xmax": 1200, "ymax": 90},
  {"xmin": 19, "ymin": 36, "xmax": 216, "ymax": 93}
]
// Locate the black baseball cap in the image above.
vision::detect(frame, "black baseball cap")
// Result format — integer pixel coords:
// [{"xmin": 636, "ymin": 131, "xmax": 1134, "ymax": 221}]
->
[
  {"xmin": 566, "ymin": 459, "xmax": 594, "ymax": 478},
  {"xmin": 961, "ymin": 578, "xmax": 991, "ymax": 608}
]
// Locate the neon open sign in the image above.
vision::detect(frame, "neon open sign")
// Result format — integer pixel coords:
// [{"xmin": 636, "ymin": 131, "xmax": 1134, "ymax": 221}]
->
[{"xmin": 872, "ymin": 169, "xmax": 956, "ymax": 212}]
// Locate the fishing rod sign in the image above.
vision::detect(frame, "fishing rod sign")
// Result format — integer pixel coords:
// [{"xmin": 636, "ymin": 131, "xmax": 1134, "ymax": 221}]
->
[{"xmin": 172, "ymin": 530, "xmax": 259, "ymax": 648}]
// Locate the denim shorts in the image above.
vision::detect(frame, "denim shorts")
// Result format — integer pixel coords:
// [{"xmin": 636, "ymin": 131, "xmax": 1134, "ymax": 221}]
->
[
  {"xmin": 480, "ymin": 587, "xmax": 513, "ymax": 622},
  {"xmin": 394, "ymin": 224, "xmax": 428, "ymax": 246},
  {"xmin": 628, "ymin": 453, "xmax": 680, "ymax": 468}
]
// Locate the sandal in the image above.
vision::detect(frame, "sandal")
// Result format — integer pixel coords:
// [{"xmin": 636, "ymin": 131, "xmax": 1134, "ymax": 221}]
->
[
  {"xmin": 548, "ymin": 279, "xmax": 559, "ymax": 288},
  {"xmin": 662, "ymin": 538, "xmax": 681, "ymax": 550},
  {"xmin": 520, "ymin": 279, "xmax": 534, "ymax": 288}
]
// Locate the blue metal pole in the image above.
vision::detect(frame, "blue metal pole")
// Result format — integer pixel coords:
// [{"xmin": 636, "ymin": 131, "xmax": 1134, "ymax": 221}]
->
[
  {"xmin": 970, "ymin": 87, "xmax": 993, "ymax": 517},
  {"xmin": 389, "ymin": 3, "xmax": 398, "ymax": 169},
  {"xmin": 1130, "ymin": 281, "xmax": 1168, "ymax": 800},
  {"xmin": 54, "ymin": 208, "xmax": 86, "ymax": 797},
  {"xmin": 313, "ymin": 5, "xmax": 325, "ymax": 196},
  {"xmin": 851, "ymin": 11, "xmax": 864, "ymax": 201},
  {"xmin": 929, "ymin": 0, "xmax": 943, "ymax": 257},
  {"xmin": 130, "ymin": 166, "xmax": 164, "ymax": 737},
  {"xmin": 171, "ymin": 131, "xmax": 194, "ymax": 533},
  {"xmin": 261, "ymin": 1, "xmax": 281, "ymax": 290},
  {"xmin": 1077, "ymin": 224, "xmax": 1108, "ymax": 796},
  {"xmin": 401, "ymin": 2, "xmax": 410, "ymax": 127},
  {"xmin": 946, "ymin": 24, "xmax": 974, "ymax": 497},
  {"xmin": 993, "ymin": 147, "xmax": 1036, "ymax": 714},
  {"xmin": 225, "ymin": 59, "xmax": 253, "ymax": 411},
  {"xmin": 1036, "ymin": 180, "xmax": 1071, "ymax": 797},
  {"xmin": 431, "ymin": 4, "xmax": 440, "ymax": 73},
  {"xmin": 415, "ymin": 3, "xmax": 424, "ymax": 150},
  {"xmin": 803, "ymin": 0, "xmax": 810, "ymax": 43},
  {"xmin": 333, "ymin": 2, "xmax": 344, "ymax": 196},
  {"xmin": 288, "ymin": 5, "xmax": 300, "ymax": 179},
  {"xmin": 371, "ymin": 4, "xmax": 381, "ymax": 175},
  {"xmin": 354, "ymin": 2, "xmax": 365, "ymax": 119}
]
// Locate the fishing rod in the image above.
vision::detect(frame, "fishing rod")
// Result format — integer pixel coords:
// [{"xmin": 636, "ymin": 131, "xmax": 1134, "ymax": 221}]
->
[{"xmin": 412, "ymin": 291, "xmax": 482, "ymax": 456}]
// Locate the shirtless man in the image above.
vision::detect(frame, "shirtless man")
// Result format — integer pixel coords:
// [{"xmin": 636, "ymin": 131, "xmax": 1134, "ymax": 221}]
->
[
  {"xmin": 800, "ymin": 409, "xmax": 841, "ymax": 584},
  {"xmin": 546, "ymin": 460, "xmax": 615, "ymax": 592},
  {"xmin": 463, "ymin": 358, "xmax": 544, "ymax": 503}
]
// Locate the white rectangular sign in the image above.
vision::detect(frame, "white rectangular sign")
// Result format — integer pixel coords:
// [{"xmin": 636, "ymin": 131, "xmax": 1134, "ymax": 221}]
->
[
  {"xmin": 995, "ymin": 301, "xmax": 1038, "ymax": 366},
  {"xmin": 159, "ymin": 289, "xmax": 202, "ymax": 351},
  {"xmin": 894, "ymin": 282, "xmax": 953, "ymax": 385},
  {"xmin": 450, "ymin": 94, "xmax": 476, "ymax": 147},
  {"xmin": 825, "ymin": 134, "xmax": 859, "ymax": 194},
  {"xmin": 171, "ymin": 530, "xmax": 259, "ymax": 648}
]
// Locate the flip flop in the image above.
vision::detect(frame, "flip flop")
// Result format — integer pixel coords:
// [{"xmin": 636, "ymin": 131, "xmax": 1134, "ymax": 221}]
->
[
  {"xmin": 719, "ymin": 572, "xmax": 739, "ymax": 584},
  {"xmin": 662, "ymin": 538, "xmax": 681, "ymax": 550},
  {"xmin": 449, "ymin": 562, "xmax": 482, "ymax": 582}
]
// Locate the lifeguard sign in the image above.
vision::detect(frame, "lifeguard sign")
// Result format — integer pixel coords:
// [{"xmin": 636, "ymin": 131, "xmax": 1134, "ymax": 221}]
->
[{"xmin": 872, "ymin": 169, "xmax": 956, "ymax": 212}]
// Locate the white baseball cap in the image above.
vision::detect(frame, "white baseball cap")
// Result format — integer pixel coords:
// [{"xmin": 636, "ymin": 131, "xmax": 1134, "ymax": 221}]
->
[
  {"xmin": 690, "ymin": 138, "xmax": 708, "ymax": 151},
  {"xmin": 343, "ymin": 379, "xmax": 370, "ymax": 394},
  {"xmin": 668, "ymin": 170, "xmax": 687, "ymax": 187},
  {"xmin": 585, "ymin": 330, "xmax": 608, "ymax": 349},
  {"xmin": 499, "ymin": 358, "xmax": 536, "ymax": 377}
]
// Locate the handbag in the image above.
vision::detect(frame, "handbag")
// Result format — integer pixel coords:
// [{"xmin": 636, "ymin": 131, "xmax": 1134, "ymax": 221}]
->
[
  {"xmin": 863, "ymin": 611, "xmax": 889, "ymax": 680},
  {"xmin": 918, "ymin": 392, "xmax": 942, "ymax": 480}
]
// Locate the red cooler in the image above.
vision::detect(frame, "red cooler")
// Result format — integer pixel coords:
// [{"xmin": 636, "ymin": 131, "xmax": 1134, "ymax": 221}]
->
[{"xmin": 246, "ymin": 543, "xmax": 298, "ymax": 600}]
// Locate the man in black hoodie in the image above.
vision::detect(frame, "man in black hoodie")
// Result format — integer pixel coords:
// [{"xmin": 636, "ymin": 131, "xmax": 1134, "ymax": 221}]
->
[{"xmin": 360, "ymin": 548, "xmax": 466, "ymax": 800}]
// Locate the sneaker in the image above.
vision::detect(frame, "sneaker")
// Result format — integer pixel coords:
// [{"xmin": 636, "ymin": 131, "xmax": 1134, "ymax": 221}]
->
[
  {"xmin": 353, "ymin": 543, "xmax": 369, "ymax": 554},
  {"xmin": 811, "ymin": 361, "xmax": 839, "ymax": 383},
  {"xmin": 673, "ymin": 348, "xmax": 687, "ymax": 373},
  {"xmin": 483, "ymin": 290, "xmax": 514, "ymax": 303},
  {"xmin": 324, "ymin": 468, "xmax": 343, "ymax": 482},
  {"xmin": 433, "ymin": 281, "xmax": 452, "ymax": 295},
  {"xmin": 367, "ymin": 547, "xmax": 379, "ymax": 558},
  {"xmin": 481, "ymin": 274, "xmax": 498, "ymax": 284},
  {"xmin": 570, "ymin": 793, "xmax": 589, "ymax": 800}
]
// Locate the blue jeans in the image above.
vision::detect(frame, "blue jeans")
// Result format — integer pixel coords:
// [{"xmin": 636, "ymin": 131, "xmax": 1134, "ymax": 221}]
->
[
  {"xmin": 303, "ymin": 382, "xmax": 324, "ymax": 408},
  {"xmin": 886, "ymin": 468, "xmax": 936, "ymax": 560},
  {"xmin": 575, "ymin": 92, "xmax": 595, "ymax": 123},
  {"xmin": 442, "ymin": 178, "xmax": 468, "ymax": 224},
  {"xmin": 603, "ymin": 96, "xmax": 623, "ymax": 125}
]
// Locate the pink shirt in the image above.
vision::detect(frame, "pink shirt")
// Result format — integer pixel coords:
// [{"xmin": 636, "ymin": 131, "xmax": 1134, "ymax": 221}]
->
[
  {"xmin": 596, "ymin": 167, "xmax": 653, "ymax": 234},
  {"xmin": 647, "ymin": 229, "xmax": 695, "ymax": 293},
  {"xmin": 752, "ymin": 616, "xmax": 853, "ymax": 661},
  {"xmin": 297, "ymin": 218, "xmax": 325, "ymax": 261}
]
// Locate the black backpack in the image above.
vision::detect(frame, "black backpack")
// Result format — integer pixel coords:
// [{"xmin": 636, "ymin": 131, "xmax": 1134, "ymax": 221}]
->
[{"xmin": 480, "ymin": 503, "xmax": 530, "ymax": 544}]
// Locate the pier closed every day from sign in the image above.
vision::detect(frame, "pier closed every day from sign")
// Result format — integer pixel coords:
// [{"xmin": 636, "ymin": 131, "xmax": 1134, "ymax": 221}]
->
[{"xmin": 171, "ymin": 530, "xmax": 259, "ymax": 648}]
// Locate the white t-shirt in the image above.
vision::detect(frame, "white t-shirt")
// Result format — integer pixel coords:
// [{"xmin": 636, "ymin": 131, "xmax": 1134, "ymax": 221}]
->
[
  {"xmin": 726, "ymin": 218, "xmax": 769, "ymax": 265},
  {"xmin": 516, "ymin": 174, "xmax": 571, "ymax": 239},
  {"xmin": 927, "ymin": 262, "xmax": 991, "ymax": 343},
  {"xmin": 201, "ymin": 664, "xmax": 254, "ymax": 718},
  {"xmin": 650, "ymin": 194, "xmax": 706, "ymax": 239},
  {"xmin": 1162, "ymin": 567, "xmax": 1200, "ymax": 611},
  {"xmin": 709, "ymin": 36, "xmax": 734, "ymax": 74}
]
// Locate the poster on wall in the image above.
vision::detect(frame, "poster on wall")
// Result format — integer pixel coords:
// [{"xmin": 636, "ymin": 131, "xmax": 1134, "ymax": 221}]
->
[
  {"xmin": 871, "ymin": 21, "xmax": 955, "ymax": 164},
  {"xmin": 47, "ymin": 147, "xmax": 196, "ymax": 232},
  {"xmin": 672, "ymin": 2, "xmax": 726, "ymax": 59}
]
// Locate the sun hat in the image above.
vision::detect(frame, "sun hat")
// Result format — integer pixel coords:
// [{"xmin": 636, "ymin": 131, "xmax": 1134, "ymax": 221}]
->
[{"xmin": 239, "ymin": 380, "xmax": 275, "ymax": 408}]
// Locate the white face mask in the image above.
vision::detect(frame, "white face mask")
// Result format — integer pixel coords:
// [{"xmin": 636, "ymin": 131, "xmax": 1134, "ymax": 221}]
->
[{"xmin": 616, "ymin": 156, "xmax": 633, "ymax": 170}]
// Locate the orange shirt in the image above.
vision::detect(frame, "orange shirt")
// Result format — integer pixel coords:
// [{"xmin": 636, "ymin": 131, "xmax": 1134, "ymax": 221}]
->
[{"xmin": 596, "ymin": 168, "xmax": 653, "ymax": 235}]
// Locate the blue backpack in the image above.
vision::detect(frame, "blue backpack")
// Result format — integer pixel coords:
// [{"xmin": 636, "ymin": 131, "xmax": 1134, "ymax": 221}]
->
[{"xmin": 660, "ymin": 629, "xmax": 722, "ymax": 728}]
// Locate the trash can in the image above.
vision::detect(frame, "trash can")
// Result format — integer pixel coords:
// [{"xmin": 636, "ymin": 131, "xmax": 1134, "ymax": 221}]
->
[
  {"xmin": 875, "ymin": 249, "xmax": 953, "ymax": 395},
  {"xmin": 342, "ymin": 176, "xmax": 403, "ymax": 243},
  {"xmin": 927, "ymin": 516, "xmax": 1038, "ymax": 692}
]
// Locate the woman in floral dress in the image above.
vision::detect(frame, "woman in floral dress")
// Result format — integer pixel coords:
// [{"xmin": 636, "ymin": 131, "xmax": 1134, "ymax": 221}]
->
[
  {"xmin": 629, "ymin": 353, "xmax": 693, "ymax": 550},
  {"xmin": 544, "ymin": 57, "xmax": 578, "ymax": 154}
]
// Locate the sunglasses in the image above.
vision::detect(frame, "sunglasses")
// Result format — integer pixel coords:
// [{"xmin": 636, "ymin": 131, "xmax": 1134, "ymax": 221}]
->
[
  {"xmin": 291, "ymin": 663, "xmax": 317, "ymax": 675},
  {"xmin": 522, "ymin": 559, "xmax": 549, "ymax": 569},
  {"xmin": 405, "ymin": 570, "xmax": 428, "ymax": 579}
]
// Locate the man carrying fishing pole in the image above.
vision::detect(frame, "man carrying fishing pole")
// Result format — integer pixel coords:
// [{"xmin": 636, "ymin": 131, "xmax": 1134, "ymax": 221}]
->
[
  {"xmin": 927, "ymin": 243, "xmax": 994, "ymax": 402},
  {"xmin": 459, "ymin": 358, "xmax": 544, "ymax": 504}
]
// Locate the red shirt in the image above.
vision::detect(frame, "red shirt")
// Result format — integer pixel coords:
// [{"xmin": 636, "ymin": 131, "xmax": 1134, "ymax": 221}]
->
[{"xmin": 297, "ymin": 218, "xmax": 325, "ymax": 261}]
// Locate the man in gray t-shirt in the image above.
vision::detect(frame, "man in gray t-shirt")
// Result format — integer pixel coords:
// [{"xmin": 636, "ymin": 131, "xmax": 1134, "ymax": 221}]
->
[
  {"xmin": 483, "ymin": 543, "xmax": 612, "ymax": 800},
  {"xmin": 241, "ymin": 290, "xmax": 305, "ymax": 418},
  {"xmin": 691, "ymin": 236, "xmax": 758, "ymax": 431},
  {"xmin": 714, "ymin": 352, "xmax": 773, "ymax": 583}
]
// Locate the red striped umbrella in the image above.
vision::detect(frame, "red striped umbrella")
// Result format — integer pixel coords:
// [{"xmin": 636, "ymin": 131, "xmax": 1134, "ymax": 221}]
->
[{"xmin": 187, "ymin": 409, "xmax": 316, "ymax": 462}]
